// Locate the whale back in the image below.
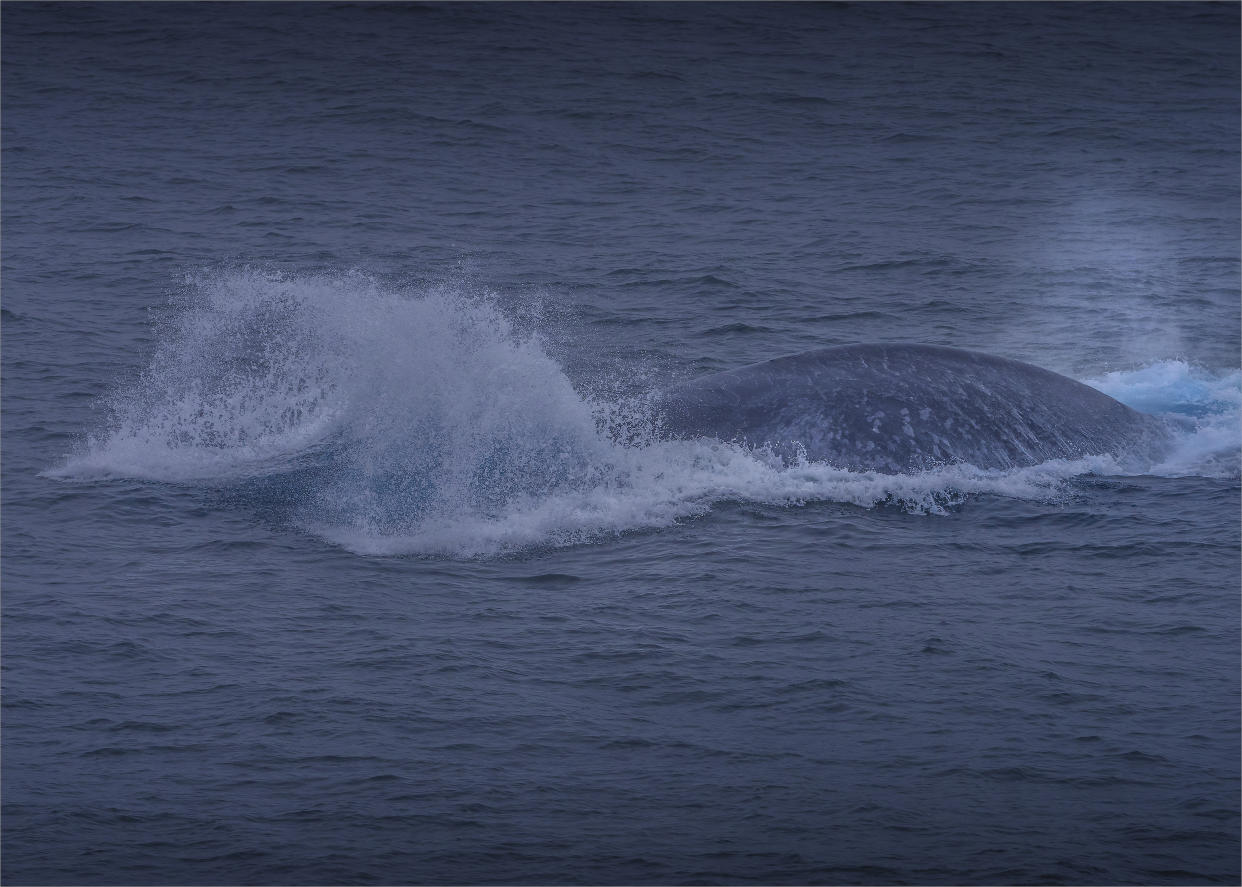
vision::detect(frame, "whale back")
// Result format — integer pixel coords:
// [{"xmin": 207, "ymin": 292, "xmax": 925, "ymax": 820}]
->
[{"xmin": 658, "ymin": 344, "xmax": 1170, "ymax": 473}]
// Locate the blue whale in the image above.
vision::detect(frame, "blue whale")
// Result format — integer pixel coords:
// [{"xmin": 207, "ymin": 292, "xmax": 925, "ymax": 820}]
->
[{"xmin": 657, "ymin": 344, "xmax": 1171, "ymax": 473}]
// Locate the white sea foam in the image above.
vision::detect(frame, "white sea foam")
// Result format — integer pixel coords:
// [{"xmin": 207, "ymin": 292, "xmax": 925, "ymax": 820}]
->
[
  {"xmin": 1083, "ymin": 360, "xmax": 1241, "ymax": 478},
  {"xmin": 49, "ymin": 269, "xmax": 1241, "ymax": 556}
]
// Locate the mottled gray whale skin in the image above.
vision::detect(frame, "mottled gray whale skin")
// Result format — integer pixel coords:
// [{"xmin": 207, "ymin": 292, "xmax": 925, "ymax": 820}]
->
[{"xmin": 658, "ymin": 344, "xmax": 1171, "ymax": 473}]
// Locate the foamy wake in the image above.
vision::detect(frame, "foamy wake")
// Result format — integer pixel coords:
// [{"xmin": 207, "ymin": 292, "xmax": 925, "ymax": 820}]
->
[{"xmin": 47, "ymin": 269, "xmax": 1240, "ymax": 557}]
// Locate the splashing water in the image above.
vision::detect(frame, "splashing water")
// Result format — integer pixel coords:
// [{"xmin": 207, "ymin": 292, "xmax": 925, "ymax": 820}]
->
[
  {"xmin": 1084, "ymin": 360, "xmax": 1241, "ymax": 478},
  {"xmin": 49, "ymin": 269, "xmax": 1240, "ymax": 556}
]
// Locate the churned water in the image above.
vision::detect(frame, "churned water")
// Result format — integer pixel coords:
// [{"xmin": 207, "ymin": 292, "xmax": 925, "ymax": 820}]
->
[{"xmin": 3, "ymin": 3, "xmax": 1239, "ymax": 884}]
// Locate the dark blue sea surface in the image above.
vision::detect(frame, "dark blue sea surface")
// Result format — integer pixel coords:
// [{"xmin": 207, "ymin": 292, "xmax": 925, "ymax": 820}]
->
[{"xmin": 3, "ymin": 3, "xmax": 1239, "ymax": 884}]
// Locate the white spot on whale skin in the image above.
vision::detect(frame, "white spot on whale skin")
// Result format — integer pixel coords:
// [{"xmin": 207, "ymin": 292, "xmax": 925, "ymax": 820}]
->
[{"xmin": 919, "ymin": 407, "xmax": 931, "ymax": 421}]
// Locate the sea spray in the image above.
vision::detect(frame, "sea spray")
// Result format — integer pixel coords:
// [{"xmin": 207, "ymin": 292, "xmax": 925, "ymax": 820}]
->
[
  {"xmin": 50, "ymin": 268, "xmax": 1241, "ymax": 556},
  {"xmin": 1084, "ymin": 360, "xmax": 1241, "ymax": 478}
]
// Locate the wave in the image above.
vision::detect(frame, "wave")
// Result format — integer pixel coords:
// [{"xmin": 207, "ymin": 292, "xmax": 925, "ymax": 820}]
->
[{"xmin": 47, "ymin": 269, "xmax": 1241, "ymax": 556}]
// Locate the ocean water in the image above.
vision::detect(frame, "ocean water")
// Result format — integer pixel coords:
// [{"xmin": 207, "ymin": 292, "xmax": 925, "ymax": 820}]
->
[{"xmin": 2, "ymin": 3, "xmax": 1239, "ymax": 885}]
